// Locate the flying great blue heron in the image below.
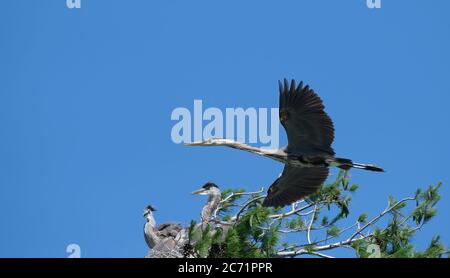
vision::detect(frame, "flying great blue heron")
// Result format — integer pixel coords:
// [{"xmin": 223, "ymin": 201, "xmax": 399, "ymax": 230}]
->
[{"xmin": 187, "ymin": 79, "xmax": 384, "ymax": 208}]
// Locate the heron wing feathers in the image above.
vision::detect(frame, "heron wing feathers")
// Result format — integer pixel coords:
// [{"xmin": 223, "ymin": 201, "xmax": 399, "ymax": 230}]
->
[
  {"xmin": 279, "ymin": 79, "xmax": 335, "ymax": 155},
  {"xmin": 263, "ymin": 165, "xmax": 329, "ymax": 207},
  {"xmin": 157, "ymin": 223, "xmax": 183, "ymax": 238}
]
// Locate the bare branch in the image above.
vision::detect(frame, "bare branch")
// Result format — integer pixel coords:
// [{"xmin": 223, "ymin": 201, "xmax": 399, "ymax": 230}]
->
[
  {"xmin": 307, "ymin": 205, "xmax": 318, "ymax": 244},
  {"xmin": 234, "ymin": 195, "xmax": 266, "ymax": 222},
  {"xmin": 213, "ymin": 187, "xmax": 265, "ymax": 219},
  {"xmin": 269, "ymin": 202, "xmax": 316, "ymax": 219},
  {"xmin": 220, "ymin": 187, "xmax": 265, "ymax": 204},
  {"xmin": 277, "ymin": 236, "xmax": 363, "ymax": 257},
  {"xmin": 348, "ymin": 197, "xmax": 415, "ymax": 241}
]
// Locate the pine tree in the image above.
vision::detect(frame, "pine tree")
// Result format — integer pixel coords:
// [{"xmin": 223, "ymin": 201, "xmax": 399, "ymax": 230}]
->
[{"xmin": 186, "ymin": 171, "xmax": 448, "ymax": 258}]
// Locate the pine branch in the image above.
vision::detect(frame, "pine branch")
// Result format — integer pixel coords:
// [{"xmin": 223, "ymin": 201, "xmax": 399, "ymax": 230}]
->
[{"xmin": 348, "ymin": 197, "xmax": 416, "ymax": 241}]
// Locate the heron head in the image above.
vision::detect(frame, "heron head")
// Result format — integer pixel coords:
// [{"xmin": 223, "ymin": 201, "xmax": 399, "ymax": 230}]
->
[
  {"xmin": 192, "ymin": 181, "xmax": 220, "ymax": 195},
  {"xmin": 143, "ymin": 204, "xmax": 156, "ymax": 217}
]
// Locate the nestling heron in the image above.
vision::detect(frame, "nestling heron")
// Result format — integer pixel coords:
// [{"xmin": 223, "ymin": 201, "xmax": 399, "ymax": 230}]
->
[
  {"xmin": 187, "ymin": 79, "xmax": 384, "ymax": 208},
  {"xmin": 143, "ymin": 204, "xmax": 184, "ymax": 250}
]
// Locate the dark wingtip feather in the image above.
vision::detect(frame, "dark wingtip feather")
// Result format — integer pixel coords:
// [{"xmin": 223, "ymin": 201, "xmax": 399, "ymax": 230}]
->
[
  {"xmin": 289, "ymin": 79, "xmax": 296, "ymax": 93},
  {"xmin": 296, "ymin": 81, "xmax": 303, "ymax": 92},
  {"xmin": 284, "ymin": 78, "xmax": 289, "ymax": 92}
]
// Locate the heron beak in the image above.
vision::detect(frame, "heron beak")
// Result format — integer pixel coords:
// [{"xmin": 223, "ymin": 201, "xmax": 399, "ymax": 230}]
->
[{"xmin": 191, "ymin": 188, "xmax": 207, "ymax": 195}]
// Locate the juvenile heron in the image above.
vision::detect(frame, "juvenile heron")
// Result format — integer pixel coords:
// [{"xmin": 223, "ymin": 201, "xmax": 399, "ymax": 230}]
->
[
  {"xmin": 187, "ymin": 79, "xmax": 384, "ymax": 208},
  {"xmin": 191, "ymin": 182, "xmax": 232, "ymax": 244},
  {"xmin": 143, "ymin": 204, "xmax": 184, "ymax": 251},
  {"xmin": 191, "ymin": 182, "xmax": 222, "ymax": 225}
]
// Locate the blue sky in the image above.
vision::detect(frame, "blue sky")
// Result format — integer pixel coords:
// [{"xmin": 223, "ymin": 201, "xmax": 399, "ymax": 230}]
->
[{"xmin": 1, "ymin": 0, "xmax": 449, "ymax": 257}]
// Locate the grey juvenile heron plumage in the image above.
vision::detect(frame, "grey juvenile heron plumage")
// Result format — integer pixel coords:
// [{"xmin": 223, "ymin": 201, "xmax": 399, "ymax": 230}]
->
[
  {"xmin": 191, "ymin": 182, "xmax": 232, "ymax": 243},
  {"xmin": 187, "ymin": 79, "xmax": 384, "ymax": 208},
  {"xmin": 191, "ymin": 182, "xmax": 222, "ymax": 226},
  {"xmin": 143, "ymin": 204, "xmax": 184, "ymax": 251}
]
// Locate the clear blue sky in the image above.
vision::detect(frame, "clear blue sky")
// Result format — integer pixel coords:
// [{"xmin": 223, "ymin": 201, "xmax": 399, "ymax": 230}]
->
[{"xmin": 1, "ymin": 0, "xmax": 449, "ymax": 257}]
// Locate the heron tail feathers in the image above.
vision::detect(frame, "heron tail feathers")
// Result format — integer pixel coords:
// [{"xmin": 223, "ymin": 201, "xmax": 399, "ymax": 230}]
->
[{"xmin": 333, "ymin": 157, "xmax": 384, "ymax": 172}]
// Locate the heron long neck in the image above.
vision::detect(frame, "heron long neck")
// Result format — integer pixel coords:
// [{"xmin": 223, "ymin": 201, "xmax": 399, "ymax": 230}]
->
[
  {"xmin": 146, "ymin": 213, "xmax": 156, "ymax": 228},
  {"xmin": 201, "ymin": 193, "xmax": 221, "ymax": 224},
  {"xmin": 144, "ymin": 214, "xmax": 159, "ymax": 249},
  {"xmin": 216, "ymin": 140, "xmax": 286, "ymax": 162}
]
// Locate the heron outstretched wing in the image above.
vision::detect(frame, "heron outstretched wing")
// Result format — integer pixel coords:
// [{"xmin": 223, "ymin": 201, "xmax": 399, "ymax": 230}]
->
[
  {"xmin": 262, "ymin": 165, "xmax": 329, "ymax": 207},
  {"xmin": 279, "ymin": 79, "xmax": 335, "ymax": 155}
]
